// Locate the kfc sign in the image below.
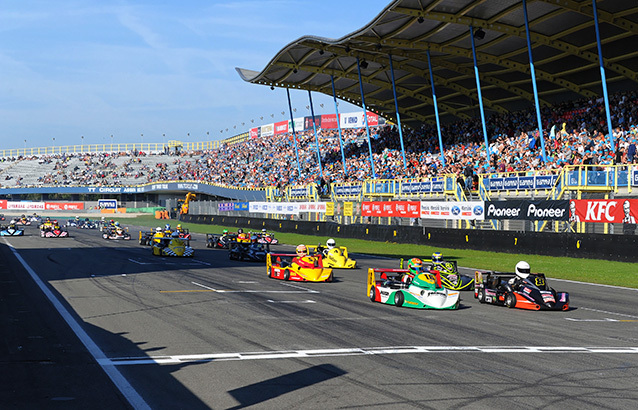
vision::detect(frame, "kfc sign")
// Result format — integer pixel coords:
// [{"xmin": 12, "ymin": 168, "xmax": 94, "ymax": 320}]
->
[{"xmin": 570, "ymin": 199, "xmax": 638, "ymax": 223}]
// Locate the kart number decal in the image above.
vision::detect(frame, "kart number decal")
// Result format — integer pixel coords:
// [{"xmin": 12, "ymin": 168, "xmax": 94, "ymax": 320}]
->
[{"xmin": 535, "ymin": 277, "xmax": 545, "ymax": 287}]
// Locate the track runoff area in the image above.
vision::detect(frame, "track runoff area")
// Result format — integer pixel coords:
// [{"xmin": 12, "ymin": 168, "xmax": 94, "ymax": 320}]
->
[{"xmin": 3, "ymin": 224, "xmax": 638, "ymax": 409}]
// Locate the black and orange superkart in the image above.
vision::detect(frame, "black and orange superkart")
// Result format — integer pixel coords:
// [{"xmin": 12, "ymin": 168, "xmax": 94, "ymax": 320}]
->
[{"xmin": 474, "ymin": 270, "xmax": 569, "ymax": 311}]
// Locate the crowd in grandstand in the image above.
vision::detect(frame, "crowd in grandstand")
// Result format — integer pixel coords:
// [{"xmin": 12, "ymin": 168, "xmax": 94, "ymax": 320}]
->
[{"xmin": 1, "ymin": 90, "xmax": 637, "ymax": 189}]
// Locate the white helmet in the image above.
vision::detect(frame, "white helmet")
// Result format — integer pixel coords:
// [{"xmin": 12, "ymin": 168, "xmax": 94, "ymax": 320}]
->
[
  {"xmin": 155, "ymin": 227, "xmax": 162, "ymax": 232},
  {"xmin": 515, "ymin": 261, "xmax": 531, "ymax": 279},
  {"xmin": 326, "ymin": 238, "xmax": 336, "ymax": 249}
]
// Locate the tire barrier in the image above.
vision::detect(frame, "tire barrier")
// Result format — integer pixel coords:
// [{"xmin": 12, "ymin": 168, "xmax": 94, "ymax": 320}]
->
[{"xmin": 180, "ymin": 214, "xmax": 638, "ymax": 262}]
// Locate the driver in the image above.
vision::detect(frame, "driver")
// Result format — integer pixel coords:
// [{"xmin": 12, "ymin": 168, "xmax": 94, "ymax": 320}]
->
[
  {"xmin": 292, "ymin": 244, "xmax": 315, "ymax": 269},
  {"xmin": 403, "ymin": 258, "xmax": 423, "ymax": 284},
  {"xmin": 175, "ymin": 224, "xmax": 184, "ymax": 233},
  {"xmin": 509, "ymin": 261, "xmax": 531, "ymax": 290},
  {"xmin": 152, "ymin": 226, "xmax": 165, "ymax": 246},
  {"xmin": 169, "ymin": 231, "xmax": 183, "ymax": 247}
]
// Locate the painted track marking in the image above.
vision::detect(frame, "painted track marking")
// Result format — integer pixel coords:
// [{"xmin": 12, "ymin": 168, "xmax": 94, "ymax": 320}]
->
[
  {"xmin": 190, "ymin": 281, "xmax": 319, "ymax": 294},
  {"xmin": 99, "ymin": 345, "xmax": 638, "ymax": 366},
  {"xmin": 266, "ymin": 299, "xmax": 316, "ymax": 304},
  {"xmin": 579, "ymin": 307, "xmax": 638, "ymax": 319}
]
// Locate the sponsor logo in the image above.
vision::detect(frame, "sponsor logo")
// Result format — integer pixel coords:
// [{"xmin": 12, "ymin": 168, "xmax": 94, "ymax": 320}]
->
[
  {"xmin": 451, "ymin": 206, "xmax": 460, "ymax": 215},
  {"xmin": 585, "ymin": 201, "xmax": 617, "ymax": 222},
  {"xmin": 487, "ymin": 204, "xmax": 521, "ymax": 218},
  {"xmin": 526, "ymin": 204, "xmax": 566, "ymax": 219}
]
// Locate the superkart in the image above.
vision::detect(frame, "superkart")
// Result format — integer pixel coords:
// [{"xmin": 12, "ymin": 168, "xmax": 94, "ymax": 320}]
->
[
  {"xmin": 66, "ymin": 219, "xmax": 98, "ymax": 229},
  {"xmin": 266, "ymin": 252, "xmax": 333, "ymax": 282},
  {"xmin": 228, "ymin": 241, "xmax": 269, "ymax": 262},
  {"xmin": 152, "ymin": 237, "xmax": 194, "ymax": 257},
  {"xmin": 474, "ymin": 270, "xmax": 569, "ymax": 311},
  {"xmin": 206, "ymin": 233, "xmax": 237, "ymax": 249},
  {"xmin": 0, "ymin": 224, "xmax": 24, "ymax": 236},
  {"xmin": 400, "ymin": 257, "xmax": 473, "ymax": 291},
  {"xmin": 40, "ymin": 225, "xmax": 69, "ymax": 238},
  {"xmin": 102, "ymin": 226, "xmax": 132, "ymax": 240},
  {"xmin": 250, "ymin": 231, "xmax": 279, "ymax": 245},
  {"xmin": 308, "ymin": 245, "xmax": 356, "ymax": 268},
  {"xmin": 367, "ymin": 268, "xmax": 460, "ymax": 309}
]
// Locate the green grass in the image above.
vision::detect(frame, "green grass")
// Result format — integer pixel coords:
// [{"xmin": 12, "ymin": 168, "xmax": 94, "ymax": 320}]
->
[{"xmin": 129, "ymin": 215, "xmax": 638, "ymax": 289}]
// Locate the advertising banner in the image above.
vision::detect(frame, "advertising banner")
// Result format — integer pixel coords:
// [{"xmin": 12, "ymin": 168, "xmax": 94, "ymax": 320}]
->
[
  {"xmin": 234, "ymin": 202, "xmax": 249, "ymax": 211},
  {"xmin": 0, "ymin": 200, "xmax": 6, "ymax": 209},
  {"xmin": 303, "ymin": 115, "xmax": 320, "ymax": 131},
  {"xmin": 261, "ymin": 123, "xmax": 274, "ymax": 137},
  {"xmin": 320, "ymin": 114, "xmax": 339, "ymax": 129},
  {"xmin": 333, "ymin": 184, "xmax": 362, "ymax": 196},
  {"xmin": 569, "ymin": 199, "xmax": 638, "ymax": 224},
  {"xmin": 361, "ymin": 201, "xmax": 420, "ymax": 217},
  {"xmin": 218, "ymin": 202, "xmax": 234, "ymax": 212},
  {"xmin": 420, "ymin": 201, "xmax": 485, "ymax": 220},
  {"xmin": 44, "ymin": 202, "xmax": 84, "ymax": 211},
  {"xmin": 343, "ymin": 202, "xmax": 353, "ymax": 216},
  {"xmin": 340, "ymin": 112, "xmax": 379, "ymax": 129},
  {"xmin": 485, "ymin": 200, "xmax": 569, "ymax": 221},
  {"xmin": 274, "ymin": 120, "xmax": 288, "ymax": 135},
  {"xmin": 484, "ymin": 175, "xmax": 559, "ymax": 191},
  {"xmin": 325, "ymin": 202, "xmax": 334, "ymax": 216},
  {"xmin": 6, "ymin": 201, "xmax": 45, "ymax": 210},
  {"xmin": 249, "ymin": 202, "xmax": 326, "ymax": 215},
  {"xmin": 97, "ymin": 199, "xmax": 118, "ymax": 209},
  {"xmin": 249, "ymin": 128, "xmax": 259, "ymax": 139}
]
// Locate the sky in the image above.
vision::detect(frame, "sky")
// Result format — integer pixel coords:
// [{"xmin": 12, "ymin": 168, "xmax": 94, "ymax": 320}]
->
[{"xmin": 0, "ymin": 0, "xmax": 391, "ymax": 150}]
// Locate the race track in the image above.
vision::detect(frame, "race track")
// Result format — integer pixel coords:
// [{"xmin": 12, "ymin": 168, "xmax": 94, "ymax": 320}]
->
[{"xmin": 2, "ymin": 224, "xmax": 638, "ymax": 409}]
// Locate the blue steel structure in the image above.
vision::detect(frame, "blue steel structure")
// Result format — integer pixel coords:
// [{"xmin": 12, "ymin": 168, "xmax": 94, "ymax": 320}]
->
[
  {"xmin": 307, "ymin": 90, "xmax": 323, "ymax": 179},
  {"xmin": 330, "ymin": 75, "xmax": 348, "ymax": 176},
  {"xmin": 426, "ymin": 50, "xmax": 446, "ymax": 167},
  {"xmin": 356, "ymin": 56, "xmax": 377, "ymax": 179},
  {"xmin": 592, "ymin": 0, "xmax": 616, "ymax": 152},
  {"xmin": 522, "ymin": 0, "xmax": 547, "ymax": 163},
  {"xmin": 469, "ymin": 25, "xmax": 491, "ymax": 167},
  {"xmin": 286, "ymin": 88, "xmax": 302, "ymax": 179},
  {"xmin": 388, "ymin": 54, "xmax": 407, "ymax": 169}
]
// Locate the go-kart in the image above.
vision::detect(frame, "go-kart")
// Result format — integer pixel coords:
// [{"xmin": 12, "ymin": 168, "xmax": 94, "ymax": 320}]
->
[
  {"xmin": 139, "ymin": 230, "xmax": 154, "ymax": 245},
  {"xmin": 152, "ymin": 237, "xmax": 194, "ymax": 257},
  {"xmin": 66, "ymin": 219, "xmax": 98, "ymax": 229},
  {"xmin": 309, "ymin": 245, "xmax": 356, "ymax": 268},
  {"xmin": 266, "ymin": 253, "xmax": 333, "ymax": 282},
  {"xmin": 0, "ymin": 225, "xmax": 24, "ymax": 236},
  {"xmin": 400, "ymin": 257, "xmax": 473, "ymax": 291},
  {"xmin": 367, "ymin": 268, "xmax": 460, "ymax": 309},
  {"xmin": 102, "ymin": 226, "xmax": 131, "ymax": 240},
  {"xmin": 474, "ymin": 270, "xmax": 569, "ymax": 311},
  {"xmin": 14, "ymin": 218, "xmax": 31, "ymax": 226},
  {"xmin": 28, "ymin": 214, "xmax": 42, "ymax": 224},
  {"xmin": 206, "ymin": 233, "xmax": 236, "ymax": 249},
  {"xmin": 251, "ymin": 231, "xmax": 279, "ymax": 245},
  {"xmin": 40, "ymin": 225, "xmax": 69, "ymax": 238},
  {"xmin": 228, "ymin": 242, "xmax": 269, "ymax": 262}
]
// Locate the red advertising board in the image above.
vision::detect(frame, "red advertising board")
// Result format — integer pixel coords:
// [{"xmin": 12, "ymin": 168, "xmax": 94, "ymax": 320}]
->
[
  {"xmin": 570, "ymin": 199, "xmax": 638, "ymax": 223},
  {"xmin": 0, "ymin": 200, "xmax": 6, "ymax": 210},
  {"xmin": 320, "ymin": 114, "xmax": 339, "ymax": 129},
  {"xmin": 362, "ymin": 201, "xmax": 419, "ymax": 217},
  {"xmin": 249, "ymin": 127, "xmax": 259, "ymax": 139},
  {"xmin": 45, "ymin": 202, "xmax": 85, "ymax": 211},
  {"xmin": 366, "ymin": 112, "xmax": 379, "ymax": 127},
  {"xmin": 274, "ymin": 120, "xmax": 289, "ymax": 135}
]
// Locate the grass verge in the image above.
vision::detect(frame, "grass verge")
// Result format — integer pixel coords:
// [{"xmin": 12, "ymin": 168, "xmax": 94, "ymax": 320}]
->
[{"xmin": 130, "ymin": 215, "xmax": 638, "ymax": 289}]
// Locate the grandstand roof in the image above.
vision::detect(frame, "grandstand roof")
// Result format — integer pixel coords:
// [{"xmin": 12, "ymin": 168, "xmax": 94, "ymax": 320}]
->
[{"xmin": 236, "ymin": 0, "xmax": 638, "ymax": 128}]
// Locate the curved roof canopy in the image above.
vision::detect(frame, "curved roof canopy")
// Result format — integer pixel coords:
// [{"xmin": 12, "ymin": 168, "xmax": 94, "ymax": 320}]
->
[{"xmin": 237, "ymin": 0, "xmax": 638, "ymax": 129}]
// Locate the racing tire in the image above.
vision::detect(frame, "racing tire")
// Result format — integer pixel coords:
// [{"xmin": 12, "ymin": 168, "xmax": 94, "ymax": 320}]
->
[
  {"xmin": 394, "ymin": 291, "xmax": 404, "ymax": 307},
  {"xmin": 369, "ymin": 286, "xmax": 377, "ymax": 302},
  {"xmin": 504, "ymin": 292, "xmax": 517, "ymax": 308},
  {"xmin": 477, "ymin": 288, "xmax": 486, "ymax": 303},
  {"xmin": 102, "ymin": 233, "xmax": 109, "ymax": 240},
  {"xmin": 139, "ymin": 238, "xmax": 144, "ymax": 245},
  {"xmin": 283, "ymin": 269, "xmax": 290, "ymax": 281}
]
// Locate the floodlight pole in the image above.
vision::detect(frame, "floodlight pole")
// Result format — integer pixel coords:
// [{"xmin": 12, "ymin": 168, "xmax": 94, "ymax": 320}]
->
[
  {"xmin": 307, "ymin": 90, "xmax": 323, "ymax": 180},
  {"xmin": 522, "ymin": 0, "xmax": 547, "ymax": 163},
  {"xmin": 426, "ymin": 50, "xmax": 446, "ymax": 166},
  {"xmin": 356, "ymin": 57, "xmax": 377, "ymax": 179},
  {"xmin": 388, "ymin": 54, "xmax": 407, "ymax": 169},
  {"xmin": 330, "ymin": 75, "xmax": 348, "ymax": 176},
  {"xmin": 592, "ymin": 0, "xmax": 615, "ymax": 151},
  {"xmin": 469, "ymin": 25, "xmax": 491, "ymax": 167},
  {"xmin": 286, "ymin": 88, "xmax": 302, "ymax": 179}
]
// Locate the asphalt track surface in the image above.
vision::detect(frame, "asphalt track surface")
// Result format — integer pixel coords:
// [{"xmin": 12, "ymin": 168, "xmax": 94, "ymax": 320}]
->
[{"xmin": 2, "ymin": 224, "xmax": 638, "ymax": 409}]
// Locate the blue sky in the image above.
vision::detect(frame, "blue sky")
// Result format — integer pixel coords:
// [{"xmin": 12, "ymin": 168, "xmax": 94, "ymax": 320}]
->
[{"xmin": 0, "ymin": 0, "xmax": 391, "ymax": 150}]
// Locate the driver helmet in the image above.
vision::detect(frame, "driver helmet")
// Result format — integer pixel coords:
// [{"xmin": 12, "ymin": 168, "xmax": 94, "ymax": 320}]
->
[
  {"xmin": 515, "ymin": 261, "xmax": 531, "ymax": 279},
  {"xmin": 407, "ymin": 258, "xmax": 423, "ymax": 275},
  {"xmin": 296, "ymin": 244, "xmax": 308, "ymax": 257},
  {"xmin": 222, "ymin": 229, "xmax": 228, "ymax": 234},
  {"xmin": 75, "ymin": 215, "xmax": 80, "ymax": 219},
  {"xmin": 251, "ymin": 235, "xmax": 258, "ymax": 243},
  {"xmin": 46, "ymin": 217, "xmax": 51, "ymax": 222},
  {"xmin": 262, "ymin": 228, "xmax": 267, "ymax": 233},
  {"xmin": 432, "ymin": 252, "xmax": 442, "ymax": 262},
  {"xmin": 21, "ymin": 214, "xmax": 25, "ymax": 218},
  {"xmin": 176, "ymin": 224, "xmax": 182, "ymax": 230},
  {"xmin": 110, "ymin": 219, "xmax": 114, "ymax": 224},
  {"xmin": 164, "ymin": 223, "xmax": 170, "ymax": 230},
  {"xmin": 326, "ymin": 238, "xmax": 336, "ymax": 249},
  {"xmin": 101, "ymin": 216, "xmax": 105, "ymax": 221},
  {"xmin": 171, "ymin": 231, "xmax": 179, "ymax": 238},
  {"xmin": 114, "ymin": 221, "xmax": 120, "ymax": 227},
  {"xmin": 237, "ymin": 228, "xmax": 243, "ymax": 234},
  {"xmin": 155, "ymin": 227, "xmax": 162, "ymax": 233}
]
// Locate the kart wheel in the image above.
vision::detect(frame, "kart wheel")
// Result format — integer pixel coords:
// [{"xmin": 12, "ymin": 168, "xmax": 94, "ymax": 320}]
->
[
  {"xmin": 283, "ymin": 269, "xmax": 290, "ymax": 281},
  {"xmin": 102, "ymin": 233, "xmax": 108, "ymax": 239},
  {"xmin": 139, "ymin": 238, "xmax": 143, "ymax": 245},
  {"xmin": 394, "ymin": 291, "xmax": 404, "ymax": 307},
  {"xmin": 369, "ymin": 287, "xmax": 377, "ymax": 302},
  {"xmin": 477, "ymin": 288, "xmax": 485, "ymax": 303},
  {"xmin": 505, "ymin": 292, "xmax": 517, "ymax": 308}
]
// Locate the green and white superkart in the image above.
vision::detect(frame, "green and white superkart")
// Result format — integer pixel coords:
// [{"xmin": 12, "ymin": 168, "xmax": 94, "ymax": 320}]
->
[
  {"xmin": 400, "ymin": 257, "xmax": 474, "ymax": 291},
  {"xmin": 367, "ymin": 268, "xmax": 460, "ymax": 309}
]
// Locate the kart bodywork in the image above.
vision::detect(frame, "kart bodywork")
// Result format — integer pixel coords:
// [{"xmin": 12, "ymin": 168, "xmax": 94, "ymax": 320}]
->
[
  {"xmin": 0, "ymin": 225, "xmax": 24, "ymax": 236},
  {"xmin": 228, "ymin": 242, "xmax": 269, "ymax": 262},
  {"xmin": 400, "ymin": 258, "xmax": 473, "ymax": 291},
  {"xmin": 152, "ymin": 238, "xmax": 194, "ymax": 257},
  {"xmin": 474, "ymin": 271, "xmax": 569, "ymax": 311},
  {"xmin": 206, "ymin": 233, "xmax": 236, "ymax": 249},
  {"xmin": 309, "ymin": 245, "xmax": 356, "ymax": 268},
  {"xmin": 368, "ymin": 268, "xmax": 460, "ymax": 309},
  {"xmin": 14, "ymin": 218, "xmax": 31, "ymax": 226},
  {"xmin": 251, "ymin": 231, "xmax": 279, "ymax": 245},
  {"xmin": 40, "ymin": 226, "xmax": 69, "ymax": 238},
  {"xmin": 266, "ymin": 253, "xmax": 333, "ymax": 282}
]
